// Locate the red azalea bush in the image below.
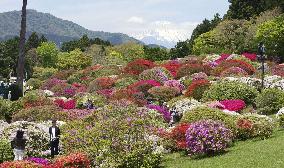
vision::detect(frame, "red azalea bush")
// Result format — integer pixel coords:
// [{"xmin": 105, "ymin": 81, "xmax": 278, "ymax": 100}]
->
[
  {"xmin": 111, "ymin": 89, "xmax": 147, "ymax": 106},
  {"xmin": 0, "ymin": 161, "xmax": 43, "ymax": 168},
  {"xmin": 96, "ymin": 89, "xmax": 114, "ymax": 98},
  {"xmin": 72, "ymin": 83, "xmax": 87, "ymax": 93},
  {"xmin": 242, "ymin": 52, "xmax": 257, "ymax": 61},
  {"xmin": 176, "ymin": 64, "xmax": 211, "ymax": 79},
  {"xmin": 21, "ymin": 90, "xmax": 53, "ymax": 108},
  {"xmin": 88, "ymin": 77, "xmax": 115, "ymax": 92},
  {"xmin": 54, "ymin": 99, "xmax": 76, "ymax": 109},
  {"xmin": 220, "ymin": 67, "xmax": 249, "ymax": 77},
  {"xmin": 185, "ymin": 80, "xmax": 211, "ymax": 101},
  {"xmin": 51, "ymin": 152, "xmax": 90, "ymax": 168},
  {"xmin": 161, "ymin": 60, "xmax": 181, "ymax": 78},
  {"xmin": 128, "ymin": 80, "xmax": 161, "ymax": 95},
  {"xmin": 272, "ymin": 64, "xmax": 284, "ymax": 77},
  {"xmin": 214, "ymin": 59, "xmax": 256, "ymax": 76},
  {"xmin": 214, "ymin": 53, "xmax": 231, "ymax": 64},
  {"xmin": 220, "ymin": 99, "xmax": 246, "ymax": 112},
  {"xmin": 124, "ymin": 59, "xmax": 155, "ymax": 75},
  {"xmin": 51, "ymin": 69, "xmax": 76, "ymax": 80},
  {"xmin": 170, "ymin": 123, "xmax": 191, "ymax": 149},
  {"xmin": 148, "ymin": 86, "xmax": 179, "ymax": 101},
  {"xmin": 236, "ymin": 118, "xmax": 253, "ymax": 140}
]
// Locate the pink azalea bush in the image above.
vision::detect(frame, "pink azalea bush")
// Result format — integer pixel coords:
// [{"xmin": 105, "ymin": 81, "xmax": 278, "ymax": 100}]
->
[
  {"xmin": 220, "ymin": 99, "xmax": 246, "ymax": 112},
  {"xmin": 242, "ymin": 52, "xmax": 257, "ymax": 61},
  {"xmin": 164, "ymin": 80, "xmax": 185, "ymax": 93},
  {"xmin": 191, "ymin": 72, "xmax": 208, "ymax": 81}
]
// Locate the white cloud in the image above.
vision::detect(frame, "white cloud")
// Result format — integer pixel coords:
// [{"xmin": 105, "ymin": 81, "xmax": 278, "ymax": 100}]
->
[{"xmin": 127, "ymin": 16, "xmax": 145, "ymax": 24}]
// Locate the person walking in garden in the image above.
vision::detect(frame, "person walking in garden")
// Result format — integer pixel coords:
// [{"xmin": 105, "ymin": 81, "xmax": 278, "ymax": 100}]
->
[
  {"xmin": 49, "ymin": 119, "xmax": 60, "ymax": 158},
  {"xmin": 11, "ymin": 130, "xmax": 26, "ymax": 161}
]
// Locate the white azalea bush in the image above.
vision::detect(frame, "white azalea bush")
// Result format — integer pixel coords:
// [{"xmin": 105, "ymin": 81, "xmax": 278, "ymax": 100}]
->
[{"xmin": 168, "ymin": 97, "xmax": 202, "ymax": 115}]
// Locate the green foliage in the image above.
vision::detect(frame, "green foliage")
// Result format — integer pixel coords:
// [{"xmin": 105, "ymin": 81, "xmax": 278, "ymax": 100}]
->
[
  {"xmin": 169, "ymin": 40, "xmax": 191, "ymax": 59},
  {"xmin": 57, "ymin": 48, "xmax": 92, "ymax": 70},
  {"xmin": 12, "ymin": 105, "xmax": 67, "ymax": 122},
  {"xmin": 256, "ymin": 14, "xmax": 284, "ymax": 59},
  {"xmin": 36, "ymin": 42, "xmax": 59, "ymax": 67},
  {"xmin": 226, "ymin": 0, "xmax": 284, "ymax": 20},
  {"xmin": 32, "ymin": 66, "xmax": 58, "ymax": 81},
  {"xmin": 148, "ymin": 86, "xmax": 179, "ymax": 102},
  {"xmin": 0, "ymin": 139, "xmax": 14, "ymax": 163},
  {"xmin": 115, "ymin": 77, "xmax": 137, "ymax": 89},
  {"xmin": 75, "ymin": 93, "xmax": 107, "ymax": 109},
  {"xmin": 255, "ymin": 88, "xmax": 284, "ymax": 115},
  {"xmin": 0, "ymin": 99, "xmax": 14, "ymax": 122},
  {"xmin": 144, "ymin": 45, "xmax": 170, "ymax": 61},
  {"xmin": 139, "ymin": 67, "xmax": 172, "ymax": 84},
  {"xmin": 25, "ymin": 32, "xmax": 43, "ymax": 51},
  {"xmin": 181, "ymin": 106, "xmax": 238, "ymax": 134},
  {"xmin": 202, "ymin": 81, "xmax": 259, "ymax": 104},
  {"xmin": 26, "ymin": 78, "xmax": 42, "ymax": 90},
  {"xmin": 109, "ymin": 42, "xmax": 145, "ymax": 62},
  {"xmin": 192, "ymin": 30, "xmax": 221, "ymax": 55}
]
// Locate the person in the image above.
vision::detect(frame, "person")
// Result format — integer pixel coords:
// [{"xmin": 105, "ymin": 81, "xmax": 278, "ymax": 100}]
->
[
  {"xmin": 49, "ymin": 119, "xmax": 60, "ymax": 158},
  {"xmin": 11, "ymin": 130, "xmax": 26, "ymax": 161}
]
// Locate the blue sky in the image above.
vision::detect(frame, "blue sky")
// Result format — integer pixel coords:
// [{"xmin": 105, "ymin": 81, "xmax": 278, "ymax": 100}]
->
[{"xmin": 0, "ymin": 0, "xmax": 230, "ymax": 42}]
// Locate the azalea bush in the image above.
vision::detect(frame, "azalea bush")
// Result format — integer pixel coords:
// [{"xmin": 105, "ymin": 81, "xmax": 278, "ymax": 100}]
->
[
  {"xmin": 41, "ymin": 78, "xmax": 65, "ymax": 90},
  {"xmin": 52, "ymin": 152, "xmax": 90, "ymax": 168},
  {"xmin": 20, "ymin": 90, "xmax": 53, "ymax": 108},
  {"xmin": 185, "ymin": 80, "xmax": 211, "ymax": 101},
  {"xmin": 170, "ymin": 123, "xmax": 191, "ymax": 150},
  {"xmin": 213, "ymin": 60, "xmax": 256, "ymax": 76},
  {"xmin": 128, "ymin": 80, "xmax": 161, "ymax": 95},
  {"xmin": 147, "ymin": 104, "xmax": 171, "ymax": 122},
  {"xmin": 161, "ymin": 60, "xmax": 181, "ymax": 78},
  {"xmin": 220, "ymin": 99, "xmax": 246, "ymax": 112},
  {"xmin": 88, "ymin": 77, "xmax": 115, "ymax": 92},
  {"xmin": 191, "ymin": 72, "xmax": 208, "ymax": 81},
  {"xmin": 176, "ymin": 64, "xmax": 211, "ymax": 79},
  {"xmin": 124, "ymin": 59, "xmax": 155, "ymax": 75},
  {"xmin": 26, "ymin": 157, "xmax": 49, "ymax": 166},
  {"xmin": 51, "ymin": 69, "xmax": 76, "ymax": 80},
  {"xmin": 181, "ymin": 106, "xmax": 238, "ymax": 135},
  {"xmin": 272, "ymin": 64, "xmax": 284, "ymax": 77},
  {"xmin": 139, "ymin": 67, "xmax": 172, "ymax": 84},
  {"xmin": 75, "ymin": 93, "xmax": 106, "ymax": 109},
  {"xmin": 202, "ymin": 81, "xmax": 259, "ymax": 104},
  {"xmin": 186, "ymin": 120, "xmax": 233, "ymax": 156},
  {"xmin": 50, "ymin": 83, "xmax": 76, "ymax": 98},
  {"xmin": 148, "ymin": 86, "xmax": 179, "ymax": 102},
  {"xmin": 168, "ymin": 97, "xmax": 201, "ymax": 115},
  {"xmin": 26, "ymin": 78, "xmax": 42, "ymax": 90},
  {"xmin": 236, "ymin": 118, "xmax": 254, "ymax": 140},
  {"xmin": 54, "ymin": 99, "xmax": 76, "ymax": 109},
  {"xmin": 0, "ymin": 160, "xmax": 43, "ymax": 168},
  {"xmin": 115, "ymin": 77, "xmax": 137, "ymax": 89},
  {"xmin": 164, "ymin": 80, "xmax": 185, "ymax": 93},
  {"xmin": 255, "ymin": 88, "xmax": 284, "ymax": 115},
  {"xmin": 0, "ymin": 139, "xmax": 13, "ymax": 163},
  {"xmin": 220, "ymin": 67, "xmax": 248, "ymax": 77}
]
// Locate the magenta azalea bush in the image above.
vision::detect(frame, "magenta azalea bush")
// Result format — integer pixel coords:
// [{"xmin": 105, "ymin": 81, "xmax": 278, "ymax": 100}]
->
[
  {"xmin": 186, "ymin": 120, "xmax": 233, "ymax": 156},
  {"xmin": 26, "ymin": 157, "xmax": 49, "ymax": 166},
  {"xmin": 164, "ymin": 80, "xmax": 185, "ymax": 93},
  {"xmin": 220, "ymin": 99, "xmax": 246, "ymax": 112},
  {"xmin": 147, "ymin": 104, "xmax": 171, "ymax": 122}
]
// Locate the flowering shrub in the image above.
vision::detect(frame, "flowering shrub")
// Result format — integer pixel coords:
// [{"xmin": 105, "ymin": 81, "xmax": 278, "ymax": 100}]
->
[
  {"xmin": 63, "ymin": 109, "xmax": 95, "ymax": 120},
  {"xmin": 185, "ymin": 80, "xmax": 211, "ymax": 101},
  {"xmin": 96, "ymin": 89, "xmax": 114, "ymax": 99},
  {"xmin": 147, "ymin": 104, "xmax": 171, "ymax": 122},
  {"xmin": 51, "ymin": 69, "xmax": 76, "ymax": 80},
  {"xmin": 32, "ymin": 67, "xmax": 58, "ymax": 81},
  {"xmin": 168, "ymin": 97, "xmax": 201, "ymax": 115},
  {"xmin": 115, "ymin": 77, "xmax": 137, "ymax": 89},
  {"xmin": 170, "ymin": 123, "xmax": 191, "ymax": 150},
  {"xmin": 236, "ymin": 119, "xmax": 253, "ymax": 140},
  {"xmin": 111, "ymin": 89, "xmax": 147, "ymax": 106},
  {"xmin": 41, "ymin": 78, "xmax": 65, "ymax": 90},
  {"xmin": 26, "ymin": 78, "xmax": 42, "ymax": 90},
  {"xmin": 237, "ymin": 113, "xmax": 275, "ymax": 139},
  {"xmin": 214, "ymin": 53, "xmax": 231, "ymax": 64},
  {"xmin": 242, "ymin": 52, "xmax": 257, "ymax": 61},
  {"xmin": 203, "ymin": 81, "xmax": 259, "ymax": 104},
  {"xmin": 186, "ymin": 120, "xmax": 233, "ymax": 156},
  {"xmin": 181, "ymin": 106, "xmax": 238, "ymax": 135},
  {"xmin": 161, "ymin": 60, "xmax": 181, "ymax": 77},
  {"xmin": 164, "ymin": 80, "xmax": 185, "ymax": 93},
  {"xmin": 0, "ymin": 160, "xmax": 43, "ymax": 168},
  {"xmin": 75, "ymin": 93, "xmax": 106, "ymax": 109},
  {"xmin": 0, "ymin": 139, "xmax": 13, "ymax": 162},
  {"xmin": 72, "ymin": 83, "xmax": 87, "ymax": 93},
  {"xmin": 272, "ymin": 64, "xmax": 284, "ymax": 77},
  {"xmin": 148, "ymin": 86, "xmax": 179, "ymax": 101},
  {"xmin": 50, "ymin": 83, "xmax": 76, "ymax": 98},
  {"xmin": 255, "ymin": 88, "xmax": 284, "ymax": 115},
  {"xmin": 52, "ymin": 152, "xmax": 90, "ymax": 168},
  {"xmin": 63, "ymin": 99, "xmax": 76, "ymax": 109},
  {"xmin": 176, "ymin": 64, "xmax": 211, "ymax": 79},
  {"xmin": 12, "ymin": 105, "xmax": 67, "ymax": 122},
  {"xmin": 213, "ymin": 59, "xmax": 256, "ymax": 76},
  {"xmin": 220, "ymin": 100, "xmax": 246, "ymax": 112},
  {"xmin": 220, "ymin": 67, "xmax": 248, "ymax": 77},
  {"xmin": 191, "ymin": 72, "xmax": 208, "ymax": 81},
  {"xmin": 87, "ymin": 77, "xmax": 115, "ymax": 92},
  {"xmin": 26, "ymin": 157, "xmax": 49, "ymax": 166},
  {"xmin": 124, "ymin": 59, "xmax": 155, "ymax": 75},
  {"xmin": 20, "ymin": 90, "xmax": 53, "ymax": 108},
  {"xmin": 139, "ymin": 67, "xmax": 172, "ymax": 84},
  {"xmin": 128, "ymin": 80, "xmax": 161, "ymax": 95}
]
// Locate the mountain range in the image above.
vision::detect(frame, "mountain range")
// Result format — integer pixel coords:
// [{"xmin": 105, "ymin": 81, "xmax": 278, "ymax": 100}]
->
[{"xmin": 0, "ymin": 9, "xmax": 141, "ymax": 46}]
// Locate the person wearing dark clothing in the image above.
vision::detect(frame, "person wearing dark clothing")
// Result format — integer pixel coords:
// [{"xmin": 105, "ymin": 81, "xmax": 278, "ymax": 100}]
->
[
  {"xmin": 11, "ymin": 130, "xmax": 26, "ymax": 160},
  {"xmin": 49, "ymin": 120, "xmax": 60, "ymax": 158}
]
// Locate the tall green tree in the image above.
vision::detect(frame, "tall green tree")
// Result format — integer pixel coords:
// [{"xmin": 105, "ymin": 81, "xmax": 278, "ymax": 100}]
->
[
  {"xmin": 226, "ymin": 0, "xmax": 284, "ymax": 20},
  {"xmin": 36, "ymin": 42, "xmax": 59, "ymax": 67},
  {"xmin": 16, "ymin": 0, "xmax": 27, "ymax": 94},
  {"xmin": 143, "ymin": 45, "xmax": 169, "ymax": 61},
  {"xmin": 26, "ymin": 32, "xmax": 40, "ymax": 51}
]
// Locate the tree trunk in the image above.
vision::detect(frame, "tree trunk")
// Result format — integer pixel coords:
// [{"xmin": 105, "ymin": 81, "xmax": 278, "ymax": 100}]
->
[{"xmin": 16, "ymin": 0, "xmax": 27, "ymax": 94}]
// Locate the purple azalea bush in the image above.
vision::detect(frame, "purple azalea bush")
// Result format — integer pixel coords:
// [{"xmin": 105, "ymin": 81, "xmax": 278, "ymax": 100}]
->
[
  {"xmin": 147, "ymin": 104, "xmax": 171, "ymax": 122},
  {"xmin": 26, "ymin": 157, "xmax": 49, "ymax": 166},
  {"xmin": 186, "ymin": 120, "xmax": 233, "ymax": 156}
]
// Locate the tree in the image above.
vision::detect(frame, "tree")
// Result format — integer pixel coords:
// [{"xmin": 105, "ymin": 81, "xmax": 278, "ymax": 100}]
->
[
  {"xmin": 39, "ymin": 35, "xmax": 48, "ymax": 44},
  {"xmin": 169, "ymin": 40, "xmax": 191, "ymax": 59},
  {"xmin": 226, "ymin": 0, "xmax": 284, "ymax": 20},
  {"xmin": 143, "ymin": 45, "xmax": 169, "ymax": 61},
  {"xmin": 36, "ymin": 42, "xmax": 59, "ymax": 67},
  {"xmin": 16, "ymin": 0, "xmax": 27, "ymax": 94},
  {"xmin": 26, "ymin": 32, "xmax": 40, "ymax": 51}
]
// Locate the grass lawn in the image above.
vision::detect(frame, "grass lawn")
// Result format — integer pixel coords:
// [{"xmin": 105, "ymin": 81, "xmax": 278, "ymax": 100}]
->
[{"xmin": 161, "ymin": 130, "xmax": 284, "ymax": 168}]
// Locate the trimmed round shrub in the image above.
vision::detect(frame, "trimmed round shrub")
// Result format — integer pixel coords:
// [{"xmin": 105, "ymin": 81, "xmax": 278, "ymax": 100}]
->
[
  {"xmin": 20, "ymin": 90, "xmax": 53, "ymax": 108},
  {"xmin": 148, "ymin": 86, "xmax": 179, "ymax": 102},
  {"xmin": 26, "ymin": 78, "xmax": 42, "ymax": 90},
  {"xmin": 191, "ymin": 72, "xmax": 208, "ymax": 81},
  {"xmin": 88, "ymin": 77, "xmax": 115, "ymax": 93},
  {"xmin": 0, "ymin": 139, "xmax": 13, "ymax": 162},
  {"xmin": 181, "ymin": 106, "xmax": 238, "ymax": 135},
  {"xmin": 220, "ymin": 67, "xmax": 248, "ymax": 77},
  {"xmin": 128, "ymin": 80, "xmax": 161, "ymax": 95},
  {"xmin": 115, "ymin": 77, "xmax": 137, "ymax": 89},
  {"xmin": 213, "ymin": 59, "xmax": 256, "ymax": 76},
  {"xmin": 185, "ymin": 80, "xmax": 210, "ymax": 101},
  {"xmin": 170, "ymin": 123, "xmax": 191, "ymax": 150},
  {"xmin": 52, "ymin": 152, "xmax": 90, "ymax": 167},
  {"xmin": 50, "ymin": 69, "xmax": 76, "ymax": 80},
  {"xmin": 272, "ymin": 64, "xmax": 284, "ymax": 77},
  {"xmin": 164, "ymin": 80, "xmax": 185, "ymax": 93},
  {"xmin": 186, "ymin": 120, "xmax": 233, "ymax": 156},
  {"xmin": 255, "ymin": 88, "xmax": 284, "ymax": 115},
  {"xmin": 12, "ymin": 105, "xmax": 67, "ymax": 122},
  {"xmin": 50, "ymin": 83, "xmax": 76, "ymax": 98},
  {"xmin": 202, "ymin": 81, "xmax": 259, "ymax": 104},
  {"xmin": 161, "ymin": 60, "xmax": 181, "ymax": 78},
  {"xmin": 75, "ymin": 93, "xmax": 106, "ymax": 109},
  {"xmin": 32, "ymin": 67, "xmax": 58, "ymax": 81},
  {"xmin": 41, "ymin": 78, "xmax": 65, "ymax": 90},
  {"xmin": 220, "ymin": 99, "xmax": 246, "ymax": 112},
  {"xmin": 176, "ymin": 64, "xmax": 211, "ymax": 79},
  {"xmin": 237, "ymin": 113, "xmax": 275, "ymax": 139},
  {"xmin": 139, "ymin": 67, "xmax": 172, "ymax": 84},
  {"xmin": 124, "ymin": 59, "xmax": 155, "ymax": 75}
]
